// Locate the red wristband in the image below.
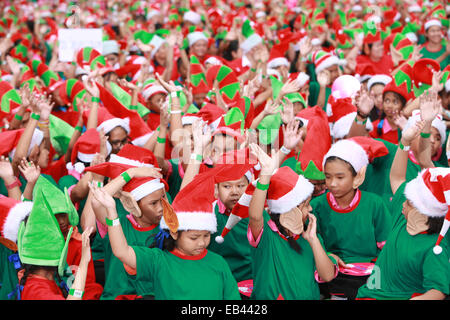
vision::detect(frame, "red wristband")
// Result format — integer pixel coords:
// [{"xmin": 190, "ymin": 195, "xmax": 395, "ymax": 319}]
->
[{"xmin": 5, "ymin": 177, "xmax": 21, "ymax": 190}]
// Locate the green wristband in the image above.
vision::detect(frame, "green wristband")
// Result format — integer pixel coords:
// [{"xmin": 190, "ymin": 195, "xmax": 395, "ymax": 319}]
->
[
  {"xmin": 105, "ymin": 217, "xmax": 120, "ymax": 227},
  {"xmin": 157, "ymin": 136, "xmax": 166, "ymax": 143},
  {"xmin": 190, "ymin": 153, "xmax": 202, "ymax": 162},
  {"xmin": 74, "ymin": 126, "xmax": 83, "ymax": 132},
  {"xmin": 420, "ymin": 132, "xmax": 431, "ymax": 138},
  {"xmin": 30, "ymin": 113, "xmax": 40, "ymax": 121},
  {"xmin": 14, "ymin": 113, "xmax": 23, "ymax": 121},
  {"xmin": 121, "ymin": 171, "xmax": 131, "ymax": 183},
  {"xmin": 91, "ymin": 96, "xmax": 101, "ymax": 103},
  {"xmin": 399, "ymin": 141, "xmax": 410, "ymax": 151},
  {"xmin": 256, "ymin": 181, "xmax": 269, "ymax": 191},
  {"xmin": 69, "ymin": 288, "xmax": 84, "ymax": 298},
  {"xmin": 250, "ymin": 67, "xmax": 257, "ymax": 73},
  {"xmin": 129, "ymin": 105, "xmax": 138, "ymax": 110}
]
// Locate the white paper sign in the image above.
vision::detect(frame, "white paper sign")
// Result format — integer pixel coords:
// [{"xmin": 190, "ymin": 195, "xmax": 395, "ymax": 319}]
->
[{"xmin": 58, "ymin": 28, "xmax": 103, "ymax": 62}]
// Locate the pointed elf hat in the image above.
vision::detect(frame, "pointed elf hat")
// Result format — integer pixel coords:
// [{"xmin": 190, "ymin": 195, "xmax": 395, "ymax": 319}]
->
[
  {"xmin": 90, "ymin": 106, "xmax": 131, "ymax": 136},
  {"xmin": 58, "ymin": 79, "xmax": 86, "ymax": 111},
  {"xmin": 404, "ymin": 167, "xmax": 450, "ymax": 254},
  {"xmin": 48, "ymin": 114, "xmax": 75, "ymax": 156},
  {"xmin": 108, "ymin": 81, "xmax": 150, "ymax": 118},
  {"xmin": 0, "ymin": 81, "xmax": 22, "ymax": 116},
  {"xmin": 391, "ymin": 33, "xmax": 415, "ymax": 63},
  {"xmin": 0, "ymin": 196, "xmax": 33, "ymax": 251},
  {"xmin": 363, "ymin": 20, "xmax": 381, "ymax": 44},
  {"xmin": 323, "ymin": 136, "xmax": 389, "ymax": 173},
  {"xmin": 412, "ymin": 58, "xmax": 441, "ymax": 97},
  {"xmin": 17, "ymin": 176, "xmax": 75, "ymax": 276},
  {"xmin": 205, "ymin": 64, "xmax": 241, "ymax": 105},
  {"xmin": 383, "ymin": 60, "xmax": 415, "ymax": 102},
  {"xmin": 133, "ymin": 30, "xmax": 166, "ymax": 59},
  {"xmin": 189, "ymin": 55, "xmax": 209, "ymax": 95},
  {"xmin": 295, "ymin": 106, "xmax": 332, "ymax": 180},
  {"xmin": 76, "ymin": 47, "xmax": 102, "ymax": 71},
  {"xmin": 266, "ymin": 166, "xmax": 314, "ymax": 214},
  {"xmin": 28, "ymin": 59, "xmax": 63, "ymax": 92}
]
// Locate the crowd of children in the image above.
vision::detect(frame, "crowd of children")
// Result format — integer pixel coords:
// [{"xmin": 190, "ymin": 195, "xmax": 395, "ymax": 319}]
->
[{"xmin": 0, "ymin": 0, "xmax": 449, "ymax": 300}]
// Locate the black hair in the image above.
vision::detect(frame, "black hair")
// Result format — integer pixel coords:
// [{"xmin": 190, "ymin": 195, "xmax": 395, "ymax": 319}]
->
[
  {"xmin": 361, "ymin": 43, "xmax": 373, "ymax": 56},
  {"xmin": 324, "ymin": 156, "xmax": 357, "ymax": 177},
  {"xmin": 382, "ymin": 90, "xmax": 407, "ymax": 109},
  {"xmin": 426, "ymin": 216, "xmax": 445, "ymax": 235},
  {"xmin": 19, "ymin": 264, "xmax": 68, "ymax": 299},
  {"xmin": 149, "ymin": 230, "xmax": 178, "ymax": 251},
  {"xmin": 269, "ymin": 213, "xmax": 302, "ymax": 254},
  {"xmin": 222, "ymin": 40, "xmax": 239, "ymax": 61}
]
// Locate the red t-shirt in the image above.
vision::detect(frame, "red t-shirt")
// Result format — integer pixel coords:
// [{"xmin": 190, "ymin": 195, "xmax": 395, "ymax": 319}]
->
[
  {"xmin": 356, "ymin": 54, "xmax": 394, "ymax": 76},
  {"xmin": 21, "ymin": 274, "xmax": 65, "ymax": 300}
]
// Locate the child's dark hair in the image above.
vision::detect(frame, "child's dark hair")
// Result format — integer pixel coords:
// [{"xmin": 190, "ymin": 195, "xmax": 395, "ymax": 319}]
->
[
  {"xmin": 222, "ymin": 40, "xmax": 239, "ymax": 61},
  {"xmin": 426, "ymin": 216, "xmax": 445, "ymax": 235},
  {"xmin": 382, "ymin": 90, "xmax": 407, "ymax": 108},
  {"xmin": 149, "ymin": 230, "xmax": 178, "ymax": 251},
  {"xmin": 269, "ymin": 213, "xmax": 302, "ymax": 254},
  {"xmin": 324, "ymin": 156, "xmax": 357, "ymax": 177},
  {"xmin": 19, "ymin": 264, "xmax": 68, "ymax": 299}
]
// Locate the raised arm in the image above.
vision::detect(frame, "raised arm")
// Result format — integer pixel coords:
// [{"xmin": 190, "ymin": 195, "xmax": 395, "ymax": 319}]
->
[
  {"xmin": 0, "ymin": 156, "xmax": 21, "ymax": 201},
  {"xmin": 248, "ymin": 143, "xmax": 278, "ymax": 240},
  {"xmin": 89, "ymin": 184, "xmax": 137, "ymax": 269},
  {"xmin": 390, "ymin": 119, "xmax": 425, "ymax": 195}
]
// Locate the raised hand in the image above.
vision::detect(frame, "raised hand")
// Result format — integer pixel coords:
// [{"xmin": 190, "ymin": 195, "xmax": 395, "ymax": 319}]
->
[
  {"xmin": 155, "ymin": 72, "xmax": 179, "ymax": 93},
  {"xmin": 282, "ymin": 119, "xmax": 304, "ymax": 150},
  {"xmin": 393, "ymin": 113, "xmax": 408, "ymax": 130},
  {"xmin": 0, "ymin": 156, "xmax": 15, "ymax": 180},
  {"xmin": 117, "ymin": 78, "xmax": 138, "ymax": 91},
  {"xmin": 83, "ymin": 77, "xmax": 100, "ymax": 98},
  {"xmin": 249, "ymin": 143, "xmax": 278, "ymax": 176},
  {"xmin": 80, "ymin": 226, "xmax": 93, "ymax": 263},
  {"xmin": 18, "ymin": 157, "xmax": 41, "ymax": 184},
  {"xmin": 36, "ymin": 94, "xmax": 55, "ymax": 121},
  {"xmin": 280, "ymin": 79, "xmax": 301, "ymax": 97},
  {"xmin": 192, "ymin": 119, "xmax": 212, "ymax": 152},
  {"xmin": 19, "ymin": 82, "xmax": 32, "ymax": 107},
  {"xmin": 89, "ymin": 183, "xmax": 116, "ymax": 211},
  {"xmin": 127, "ymin": 166, "xmax": 163, "ymax": 179},
  {"xmin": 299, "ymin": 37, "xmax": 313, "ymax": 58},
  {"xmin": 402, "ymin": 118, "xmax": 426, "ymax": 145},
  {"xmin": 263, "ymin": 99, "xmax": 280, "ymax": 116},
  {"xmin": 356, "ymin": 86, "xmax": 375, "ymax": 116},
  {"xmin": 420, "ymin": 90, "xmax": 440, "ymax": 123},
  {"xmin": 159, "ymin": 99, "xmax": 171, "ymax": 128},
  {"xmin": 280, "ymin": 99, "xmax": 294, "ymax": 124},
  {"xmin": 317, "ymin": 70, "xmax": 331, "ymax": 87},
  {"xmin": 302, "ymin": 213, "xmax": 318, "ymax": 243}
]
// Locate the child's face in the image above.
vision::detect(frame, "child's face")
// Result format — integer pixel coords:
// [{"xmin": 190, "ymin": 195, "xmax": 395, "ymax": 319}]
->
[
  {"xmin": 216, "ymin": 176, "xmax": 249, "ymax": 211},
  {"xmin": 309, "ymin": 179, "xmax": 327, "ymax": 197},
  {"xmin": 324, "ymin": 159, "xmax": 356, "ymax": 199},
  {"xmin": 55, "ymin": 213, "xmax": 70, "ymax": 236},
  {"xmin": 175, "ymin": 230, "xmax": 211, "ymax": 256},
  {"xmin": 108, "ymin": 126, "xmax": 129, "ymax": 154},
  {"xmin": 191, "ymin": 40, "xmax": 208, "ymax": 58},
  {"xmin": 138, "ymin": 188, "xmax": 165, "ymax": 226},
  {"xmin": 369, "ymin": 84, "xmax": 384, "ymax": 110},
  {"xmin": 382, "ymin": 91, "xmax": 403, "ymax": 120}
]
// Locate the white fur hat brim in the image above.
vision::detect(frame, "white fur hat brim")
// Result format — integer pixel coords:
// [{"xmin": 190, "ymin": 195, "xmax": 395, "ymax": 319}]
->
[
  {"xmin": 188, "ymin": 32, "xmax": 208, "ymax": 47},
  {"xmin": 160, "ymin": 211, "xmax": 217, "ymax": 233},
  {"xmin": 97, "ymin": 117, "xmax": 131, "ymax": 135},
  {"xmin": 323, "ymin": 139, "xmax": 368, "ymax": 173},
  {"xmin": 241, "ymin": 33, "xmax": 262, "ymax": 53}
]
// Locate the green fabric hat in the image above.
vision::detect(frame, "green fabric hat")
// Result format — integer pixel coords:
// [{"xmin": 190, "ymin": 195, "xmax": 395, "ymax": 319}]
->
[
  {"xmin": 17, "ymin": 176, "xmax": 74, "ymax": 276},
  {"xmin": 296, "ymin": 160, "xmax": 326, "ymax": 180},
  {"xmin": 109, "ymin": 82, "xmax": 150, "ymax": 118},
  {"xmin": 0, "ymin": 81, "xmax": 22, "ymax": 114},
  {"xmin": 49, "ymin": 114, "xmax": 75, "ymax": 156}
]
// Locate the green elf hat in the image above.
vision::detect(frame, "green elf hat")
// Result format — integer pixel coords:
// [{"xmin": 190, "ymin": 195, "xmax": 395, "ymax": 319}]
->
[
  {"xmin": 17, "ymin": 176, "xmax": 75, "ymax": 276},
  {"xmin": 412, "ymin": 58, "xmax": 441, "ymax": 97},
  {"xmin": 9, "ymin": 43, "xmax": 29, "ymax": 63},
  {"xmin": 383, "ymin": 60, "xmax": 415, "ymax": 102},
  {"xmin": 28, "ymin": 60, "xmax": 63, "ymax": 92},
  {"xmin": 294, "ymin": 106, "xmax": 331, "ymax": 181},
  {"xmin": 0, "ymin": 81, "xmax": 22, "ymax": 116},
  {"xmin": 335, "ymin": 29, "xmax": 353, "ymax": 49},
  {"xmin": 109, "ymin": 81, "xmax": 150, "ymax": 118},
  {"xmin": 189, "ymin": 55, "xmax": 209, "ymax": 95},
  {"xmin": 133, "ymin": 30, "xmax": 166, "ymax": 59},
  {"xmin": 49, "ymin": 114, "xmax": 75, "ymax": 156},
  {"xmin": 392, "ymin": 33, "xmax": 415, "ymax": 61},
  {"xmin": 89, "ymin": 55, "xmax": 114, "ymax": 74},
  {"xmin": 429, "ymin": 3, "xmax": 449, "ymax": 28},
  {"xmin": 58, "ymin": 79, "xmax": 86, "ymax": 111},
  {"xmin": 205, "ymin": 64, "xmax": 241, "ymax": 105},
  {"xmin": 363, "ymin": 20, "xmax": 381, "ymax": 44}
]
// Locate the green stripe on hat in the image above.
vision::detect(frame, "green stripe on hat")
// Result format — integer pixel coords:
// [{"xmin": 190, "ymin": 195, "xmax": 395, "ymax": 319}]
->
[
  {"xmin": 109, "ymin": 82, "xmax": 150, "ymax": 118},
  {"xmin": 1, "ymin": 87, "xmax": 22, "ymax": 114},
  {"xmin": 49, "ymin": 114, "xmax": 75, "ymax": 155}
]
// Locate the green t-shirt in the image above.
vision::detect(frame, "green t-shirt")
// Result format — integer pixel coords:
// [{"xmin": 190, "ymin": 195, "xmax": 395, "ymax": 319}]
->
[
  {"xmin": 249, "ymin": 220, "xmax": 325, "ymax": 300},
  {"xmin": 208, "ymin": 203, "xmax": 253, "ymax": 282},
  {"xmin": 0, "ymin": 246, "xmax": 20, "ymax": 300},
  {"xmin": 167, "ymin": 158, "xmax": 183, "ymax": 202},
  {"xmin": 419, "ymin": 44, "xmax": 450, "ymax": 71},
  {"xmin": 100, "ymin": 214, "xmax": 160, "ymax": 300},
  {"xmin": 130, "ymin": 246, "xmax": 241, "ymax": 300},
  {"xmin": 356, "ymin": 182, "xmax": 450, "ymax": 300},
  {"xmin": 311, "ymin": 190, "xmax": 392, "ymax": 263}
]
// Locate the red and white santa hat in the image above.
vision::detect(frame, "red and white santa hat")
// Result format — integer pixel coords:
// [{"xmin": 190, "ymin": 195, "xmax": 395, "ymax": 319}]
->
[
  {"xmin": 161, "ymin": 168, "xmax": 217, "ymax": 233},
  {"xmin": 322, "ymin": 136, "xmax": 389, "ymax": 173},
  {"xmin": 0, "ymin": 196, "xmax": 33, "ymax": 249},
  {"xmin": 266, "ymin": 166, "xmax": 314, "ymax": 214},
  {"xmin": 108, "ymin": 144, "xmax": 158, "ymax": 168},
  {"xmin": 267, "ymin": 42, "xmax": 290, "ymax": 70},
  {"xmin": 68, "ymin": 128, "xmax": 111, "ymax": 173},
  {"xmin": 404, "ymin": 167, "xmax": 450, "ymax": 254},
  {"xmin": 367, "ymin": 74, "xmax": 392, "ymax": 92},
  {"xmin": 3, "ymin": 128, "xmax": 44, "ymax": 160},
  {"xmin": 96, "ymin": 107, "xmax": 131, "ymax": 136},
  {"xmin": 141, "ymin": 78, "xmax": 167, "ymax": 101},
  {"xmin": 424, "ymin": 18, "xmax": 442, "ymax": 31}
]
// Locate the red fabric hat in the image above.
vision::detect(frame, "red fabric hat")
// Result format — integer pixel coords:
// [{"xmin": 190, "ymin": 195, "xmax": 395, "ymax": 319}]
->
[
  {"xmin": 404, "ymin": 167, "xmax": 450, "ymax": 255},
  {"xmin": 267, "ymin": 41, "xmax": 290, "ymax": 70},
  {"xmin": 412, "ymin": 58, "xmax": 441, "ymax": 87},
  {"xmin": 266, "ymin": 166, "xmax": 314, "ymax": 214},
  {"xmin": 327, "ymin": 97, "xmax": 357, "ymax": 139},
  {"xmin": 69, "ymin": 128, "xmax": 105, "ymax": 172},
  {"xmin": 108, "ymin": 144, "xmax": 158, "ymax": 168},
  {"xmin": 0, "ymin": 129, "xmax": 25, "ymax": 156},
  {"xmin": 76, "ymin": 47, "xmax": 102, "ymax": 71},
  {"xmin": 0, "ymin": 196, "xmax": 33, "ymax": 250}
]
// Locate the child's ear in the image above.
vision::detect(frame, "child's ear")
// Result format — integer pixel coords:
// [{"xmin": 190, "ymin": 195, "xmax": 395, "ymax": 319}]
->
[
  {"xmin": 214, "ymin": 184, "xmax": 219, "ymax": 199},
  {"xmin": 353, "ymin": 165, "xmax": 367, "ymax": 189}
]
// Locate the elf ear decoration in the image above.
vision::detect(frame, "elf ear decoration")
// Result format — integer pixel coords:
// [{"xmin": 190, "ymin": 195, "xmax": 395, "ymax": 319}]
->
[
  {"xmin": 161, "ymin": 197, "xmax": 178, "ymax": 234},
  {"xmin": 118, "ymin": 191, "xmax": 142, "ymax": 218},
  {"xmin": 353, "ymin": 165, "xmax": 367, "ymax": 189},
  {"xmin": 279, "ymin": 207, "xmax": 304, "ymax": 236}
]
